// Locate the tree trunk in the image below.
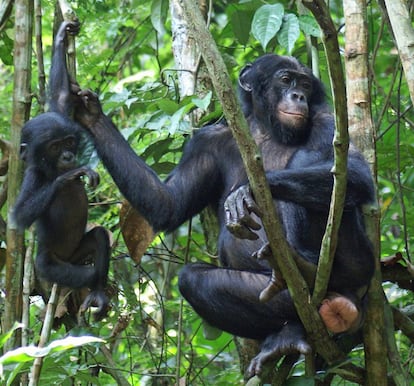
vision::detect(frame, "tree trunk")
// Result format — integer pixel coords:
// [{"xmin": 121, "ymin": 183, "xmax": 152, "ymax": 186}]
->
[
  {"xmin": 3, "ymin": 0, "xmax": 33, "ymax": 351},
  {"xmin": 383, "ymin": 0, "xmax": 414, "ymax": 106},
  {"xmin": 343, "ymin": 1, "xmax": 388, "ymax": 385}
]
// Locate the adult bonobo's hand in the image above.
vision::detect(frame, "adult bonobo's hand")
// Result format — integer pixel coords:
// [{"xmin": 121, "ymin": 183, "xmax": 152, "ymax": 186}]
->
[
  {"xmin": 73, "ymin": 89, "xmax": 105, "ymax": 131},
  {"xmin": 224, "ymin": 185, "xmax": 262, "ymax": 240}
]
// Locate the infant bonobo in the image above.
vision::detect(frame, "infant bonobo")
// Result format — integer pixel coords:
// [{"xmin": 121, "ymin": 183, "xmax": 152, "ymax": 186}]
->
[{"xmin": 13, "ymin": 21, "xmax": 110, "ymax": 320}]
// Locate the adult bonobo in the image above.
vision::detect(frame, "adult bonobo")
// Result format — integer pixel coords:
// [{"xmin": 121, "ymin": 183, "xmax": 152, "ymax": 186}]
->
[
  {"xmin": 73, "ymin": 54, "xmax": 375, "ymax": 374},
  {"xmin": 13, "ymin": 21, "xmax": 110, "ymax": 320}
]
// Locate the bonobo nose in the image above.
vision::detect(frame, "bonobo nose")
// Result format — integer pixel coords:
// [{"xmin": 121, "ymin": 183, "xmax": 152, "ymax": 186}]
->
[
  {"xmin": 291, "ymin": 92, "xmax": 305, "ymax": 101},
  {"xmin": 62, "ymin": 151, "xmax": 75, "ymax": 162}
]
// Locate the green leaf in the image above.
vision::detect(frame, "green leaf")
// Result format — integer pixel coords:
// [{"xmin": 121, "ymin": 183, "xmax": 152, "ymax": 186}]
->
[
  {"xmin": 47, "ymin": 336, "xmax": 105, "ymax": 351},
  {"xmin": 0, "ymin": 32, "xmax": 13, "ymax": 65},
  {"xmin": 151, "ymin": 0, "xmax": 168, "ymax": 35},
  {"xmin": 0, "ymin": 323, "xmax": 23, "ymax": 349},
  {"xmin": 0, "ymin": 346, "xmax": 50, "ymax": 364},
  {"xmin": 299, "ymin": 15, "xmax": 321, "ymax": 38},
  {"xmin": 231, "ymin": 10, "xmax": 254, "ymax": 45},
  {"xmin": 285, "ymin": 376, "xmax": 315, "ymax": 385},
  {"xmin": 192, "ymin": 91, "xmax": 212, "ymax": 110},
  {"xmin": 0, "ymin": 336, "xmax": 104, "ymax": 365},
  {"xmin": 157, "ymin": 99, "xmax": 180, "ymax": 115},
  {"xmin": 278, "ymin": 14, "xmax": 300, "ymax": 54},
  {"xmin": 170, "ymin": 104, "xmax": 193, "ymax": 134},
  {"xmin": 251, "ymin": 3, "xmax": 284, "ymax": 51}
]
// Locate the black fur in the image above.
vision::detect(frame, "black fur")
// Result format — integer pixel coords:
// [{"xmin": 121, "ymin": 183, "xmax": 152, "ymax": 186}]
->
[
  {"xmin": 74, "ymin": 54, "xmax": 375, "ymax": 369},
  {"xmin": 13, "ymin": 21, "xmax": 110, "ymax": 320}
]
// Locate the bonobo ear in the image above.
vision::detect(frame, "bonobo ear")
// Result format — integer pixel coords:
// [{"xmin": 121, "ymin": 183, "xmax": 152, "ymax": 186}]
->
[
  {"xmin": 20, "ymin": 143, "xmax": 28, "ymax": 161},
  {"xmin": 238, "ymin": 63, "xmax": 253, "ymax": 92}
]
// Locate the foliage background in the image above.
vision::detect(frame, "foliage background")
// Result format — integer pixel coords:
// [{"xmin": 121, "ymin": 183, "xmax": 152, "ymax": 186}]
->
[{"xmin": 0, "ymin": 0, "xmax": 413, "ymax": 385}]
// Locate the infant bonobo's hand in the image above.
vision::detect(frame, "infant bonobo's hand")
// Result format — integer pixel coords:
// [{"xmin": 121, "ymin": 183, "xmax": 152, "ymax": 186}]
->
[
  {"xmin": 73, "ymin": 89, "xmax": 104, "ymax": 130},
  {"xmin": 56, "ymin": 20, "xmax": 80, "ymax": 43},
  {"xmin": 56, "ymin": 166, "xmax": 100, "ymax": 189},
  {"xmin": 64, "ymin": 20, "xmax": 81, "ymax": 36},
  {"xmin": 224, "ymin": 185, "xmax": 262, "ymax": 240}
]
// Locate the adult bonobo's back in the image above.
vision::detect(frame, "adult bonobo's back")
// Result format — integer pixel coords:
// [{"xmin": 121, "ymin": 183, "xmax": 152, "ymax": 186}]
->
[
  {"xmin": 72, "ymin": 54, "xmax": 375, "ymax": 375},
  {"xmin": 13, "ymin": 21, "xmax": 111, "ymax": 320}
]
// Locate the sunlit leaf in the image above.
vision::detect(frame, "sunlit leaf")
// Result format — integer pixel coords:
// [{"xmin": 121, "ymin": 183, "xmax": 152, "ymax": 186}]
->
[
  {"xmin": 251, "ymin": 3, "xmax": 284, "ymax": 51},
  {"xmin": 192, "ymin": 91, "xmax": 212, "ymax": 111},
  {"xmin": 0, "ymin": 336, "xmax": 104, "ymax": 365},
  {"xmin": 151, "ymin": 0, "xmax": 168, "ymax": 35},
  {"xmin": 0, "ymin": 323, "xmax": 23, "ymax": 349},
  {"xmin": 278, "ymin": 14, "xmax": 300, "ymax": 54}
]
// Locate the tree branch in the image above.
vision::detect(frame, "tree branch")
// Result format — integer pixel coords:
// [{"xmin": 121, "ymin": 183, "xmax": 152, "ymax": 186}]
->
[
  {"xmin": 302, "ymin": 0, "xmax": 349, "ymax": 306},
  {"xmin": 180, "ymin": 0, "xmax": 345, "ymax": 365}
]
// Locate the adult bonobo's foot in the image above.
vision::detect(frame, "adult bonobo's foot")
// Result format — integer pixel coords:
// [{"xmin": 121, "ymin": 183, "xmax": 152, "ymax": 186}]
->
[{"xmin": 246, "ymin": 322, "xmax": 311, "ymax": 378}]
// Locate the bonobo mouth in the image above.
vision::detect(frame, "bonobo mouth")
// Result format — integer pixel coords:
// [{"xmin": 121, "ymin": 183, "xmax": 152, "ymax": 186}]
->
[
  {"xmin": 58, "ymin": 162, "xmax": 78, "ymax": 171},
  {"xmin": 278, "ymin": 110, "xmax": 309, "ymax": 130},
  {"xmin": 278, "ymin": 110, "xmax": 308, "ymax": 119}
]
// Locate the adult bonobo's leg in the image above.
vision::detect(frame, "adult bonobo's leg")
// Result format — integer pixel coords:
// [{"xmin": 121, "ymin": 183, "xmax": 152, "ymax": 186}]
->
[{"xmin": 178, "ymin": 263, "xmax": 311, "ymax": 365}]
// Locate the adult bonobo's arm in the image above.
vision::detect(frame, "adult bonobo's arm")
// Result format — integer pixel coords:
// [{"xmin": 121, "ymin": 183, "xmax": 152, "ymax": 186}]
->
[
  {"xmin": 224, "ymin": 150, "xmax": 375, "ymax": 239},
  {"xmin": 49, "ymin": 20, "xmax": 80, "ymax": 115},
  {"xmin": 73, "ymin": 90, "xmax": 221, "ymax": 233}
]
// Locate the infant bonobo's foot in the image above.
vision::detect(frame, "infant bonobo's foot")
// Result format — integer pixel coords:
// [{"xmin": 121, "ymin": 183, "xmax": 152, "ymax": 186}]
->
[
  {"xmin": 81, "ymin": 290, "xmax": 109, "ymax": 321},
  {"xmin": 247, "ymin": 322, "xmax": 311, "ymax": 378}
]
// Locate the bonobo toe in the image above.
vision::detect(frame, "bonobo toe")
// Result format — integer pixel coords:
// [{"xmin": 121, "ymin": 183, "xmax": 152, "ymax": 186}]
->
[{"xmin": 246, "ymin": 323, "xmax": 311, "ymax": 377}]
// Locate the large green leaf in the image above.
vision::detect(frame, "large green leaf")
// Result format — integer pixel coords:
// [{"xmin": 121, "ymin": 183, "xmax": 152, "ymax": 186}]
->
[
  {"xmin": 299, "ymin": 14, "xmax": 321, "ymax": 38},
  {"xmin": 232, "ymin": 9, "xmax": 254, "ymax": 45},
  {"xmin": 251, "ymin": 3, "xmax": 284, "ymax": 51},
  {"xmin": 151, "ymin": 0, "xmax": 169, "ymax": 35},
  {"xmin": 0, "ymin": 336, "xmax": 104, "ymax": 365},
  {"xmin": 278, "ymin": 14, "xmax": 300, "ymax": 54}
]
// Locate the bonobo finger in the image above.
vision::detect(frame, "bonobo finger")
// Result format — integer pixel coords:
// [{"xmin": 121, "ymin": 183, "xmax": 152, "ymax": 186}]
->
[
  {"xmin": 243, "ymin": 190, "xmax": 263, "ymax": 219},
  {"xmin": 227, "ymin": 222, "xmax": 259, "ymax": 240},
  {"xmin": 79, "ymin": 90, "xmax": 101, "ymax": 112},
  {"xmin": 252, "ymin": 242, "xmax": 272, "ymax": 260},
  {"xmin": 70, "ymin": 82, "xmax": 81, "ymax": 95},
  {"xmin": 86, "ymin": 170, "xmax": 100, "ymax": 189},
  {"xmin": 225, "ymin": 203, "xmax": 258, "ymax": 239},
  {"xmin": 236, "ymin": 192, "xmax": 261, "ymax": 231},
  {"xmin": 247, "ymin": 325, "xmax": 310, "ymax": 377},
  {"xmin": 66, "ymin": 21, "xmax": 81, "ymax": 36}
]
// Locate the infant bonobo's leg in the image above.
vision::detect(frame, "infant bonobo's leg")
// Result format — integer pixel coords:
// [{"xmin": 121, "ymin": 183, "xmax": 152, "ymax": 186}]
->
[{"xmin": 71, "ymin": 226, "xmax": 111, "ymax": 320}]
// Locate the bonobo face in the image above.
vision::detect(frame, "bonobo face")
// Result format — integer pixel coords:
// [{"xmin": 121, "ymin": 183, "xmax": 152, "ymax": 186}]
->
[
  {"xmin": 46, "ymin": 135, "xmax": 78, "ymax": 172},
  {"xmin": 238, "ymin": 54, "xmax": 324, "ymax": 145},
  {"xmin": 272, "ymin": 69, "xmax": 312, "ymax": 130},
  {"xmin": 20, "ymin": 111, "xmax": 81, "ymax": 177}
]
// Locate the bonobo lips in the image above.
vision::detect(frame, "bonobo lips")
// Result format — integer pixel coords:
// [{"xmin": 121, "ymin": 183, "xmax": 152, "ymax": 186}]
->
[{"xmin": 279, "ymin": 110, "xmax": 308, "ymax": 119}]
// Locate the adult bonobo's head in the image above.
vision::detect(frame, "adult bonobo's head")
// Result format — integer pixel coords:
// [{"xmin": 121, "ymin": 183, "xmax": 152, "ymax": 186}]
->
[
  {"xmin": 238, "ymin": 54, "xmax": 327, "ymax": 145},
  {"xmin": 20, "ymin": 112, "xmax": 82, "ymax": 179}
]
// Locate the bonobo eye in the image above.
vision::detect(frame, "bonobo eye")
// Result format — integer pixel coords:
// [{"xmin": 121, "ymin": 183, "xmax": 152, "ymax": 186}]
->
[
  {"xmin": 48, "ymin": 142, "xmax": 61, "ymax": 155},
  {"xmin": 64, "ymin": 136, "xmax": 76, "ymax": 149},
  {"xmin": 302, "ymin": 81, "xmax": 312, "ymax": 90},
  {"xmin": 281, "ymin": 75, "xmax": 291, "ymax": 84}
]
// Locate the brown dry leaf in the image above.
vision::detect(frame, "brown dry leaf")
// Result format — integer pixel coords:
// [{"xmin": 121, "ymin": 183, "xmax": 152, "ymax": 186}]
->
[{"xmin": 120, "ymin": 200, "xmax": 155, "ymax": 264}]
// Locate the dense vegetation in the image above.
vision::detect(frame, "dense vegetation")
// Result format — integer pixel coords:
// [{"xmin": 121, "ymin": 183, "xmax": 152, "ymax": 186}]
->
[{"xmin": 0, "ymin": 1, "xmax": 413, "ymax": 385}]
